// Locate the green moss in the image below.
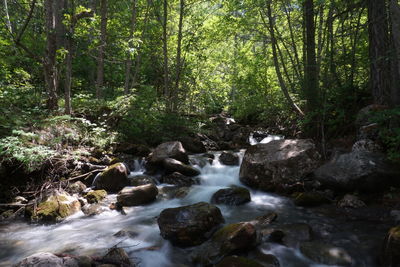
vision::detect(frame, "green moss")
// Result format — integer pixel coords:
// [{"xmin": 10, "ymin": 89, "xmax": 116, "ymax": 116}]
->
[
  {"xmin": 33, "ymin": 195, "xmax": 78, "ymax": 222},
  {"xmin": 212, "ymin": 223, "xmax": 243, "ymax": 242},
  {"xmin": 85, "ymin": 190, "xmax": 107, "ymax": 204}
]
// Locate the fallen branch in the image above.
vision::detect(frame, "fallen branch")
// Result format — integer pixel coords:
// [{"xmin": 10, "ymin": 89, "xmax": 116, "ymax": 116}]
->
[{"xmin": 66, "ymin": 168, "xmax": 106, "ymax": 182}]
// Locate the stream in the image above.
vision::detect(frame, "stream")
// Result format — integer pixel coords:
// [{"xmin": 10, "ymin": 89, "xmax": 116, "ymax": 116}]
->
[{"xmin": 0, "ymin": 136, "xmax": 393, "ymax": 266}]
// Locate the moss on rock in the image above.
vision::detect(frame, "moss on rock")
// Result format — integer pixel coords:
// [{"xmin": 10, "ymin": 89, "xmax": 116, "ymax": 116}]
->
[{"xmin": 85, "ymin": 190, "xmax": 107, "ymax": 204}]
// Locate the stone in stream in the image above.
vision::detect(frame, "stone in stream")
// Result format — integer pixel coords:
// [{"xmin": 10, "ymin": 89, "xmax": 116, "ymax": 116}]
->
[
  {"xmin": 94, "ymin": 163, "xmax": 129, "ymax": 193},
  {"xmin": 314, "ymin": 151, "xmax": 400, "ymax": 192},
  {"xmin": 101, "ymin": 247, "xmax": 135, "ymax": 266},
  {"xmin": 191, "ymin": 222, "xmax": 257, "ymax": 265},
  {"xmin": 162, "ymin": 158, "xmax": 200, "ymax": 177},
  {"xmin": 162, "ymin": 172, "xmax": 200, "ymax": 187},
  {"xmin": 14, "ymin": 252, "xmax": 79, "ymax": 267},
  {"xmin": 239, "ymin": 139, "xmax": 320, "ymax": 192},
  {"xmin": 300, "ymin": 241, "xmax": 352, "ymax": 266},
  {"xmin": 178, "ymin": 136, "xmax": 207, "ymax": 153},
  {"xmin": 129, "ymin": 175, "xmax": 157, "ymax": 186},
  {"xmin": 211, "ymin": 186, "xmax": 251, "ymax": 205},
  {"xmin": 81, "ymin": 204, "xmax": 106, "ymax": 216},
  {"xmin": 117, "ymin": 184, "xmax": 158, "ymax": 206},
  {"xmin": 147, "ymin": 141, "xmax": 189, "ymax": 164},
  {"xmin": 215, "ymin": 256, "xmax": 264, "ymax": 267},
  {"xmin": 85, "ymin": 189, "xmax": 107, "ymax": 204},
  {"xmin": 260, "ymin": 223, "xmax": 313, "ymax": 248},
  {"xmin": 219, "ymin": 151, "xmax": 240, "ymax": 166},
  {"xmin": 157, "ymin": 202, "xmax": 224, "ymax": 247}
]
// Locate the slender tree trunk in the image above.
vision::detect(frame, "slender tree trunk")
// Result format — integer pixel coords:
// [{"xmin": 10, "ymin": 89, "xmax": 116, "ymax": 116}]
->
[
  {"xmin": 173, "ymin": 0, "xmax": 184, "ymax": 112},
  {"xmin": 3, "ymin": 0, "xmax": 12, "ymax": 34},
  {"xmin": 124, "ymin": 0, "xmax": 137, "ymax": 95},
  {"xmin": 390, "ymin": 0, "xmax": 400, "ymax": 106},
  {"xmin": 264, "ymin": 3, "xmax": 304, "ymax": 116},
  {"xmin": 44, "ymin": 0, "xmax": 58, "ymax": 110},
  {"xmin": 65, "ymin": 37, "xmax": 73, "ymax": 115},
  {"xmin": 162, "ymin": 0, "xmax": 170, "ymax": 111},
  {"xmin": 96, "ymin": 0, "xmax": 107, "ymax": 99},
  {"xmin": 368, "ymin": 0, "xmax": 390, "ymax": 105}
]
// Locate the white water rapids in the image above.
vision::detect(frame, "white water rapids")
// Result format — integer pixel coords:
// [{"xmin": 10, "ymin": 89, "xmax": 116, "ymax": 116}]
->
[{"xmin": 0, "ymin": 135, "xmax": 389, "ymax": 266}]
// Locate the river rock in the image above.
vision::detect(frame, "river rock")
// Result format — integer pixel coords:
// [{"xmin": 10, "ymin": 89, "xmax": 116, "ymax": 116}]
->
[
  {"xmin": 162, "ymin": 158, "xmax": 200, "ymax": 177},
  {"xmin": 219, "ymin": 151, "xmax": 240, "ymax": 166},
  {"xmin": 85, "ymin": 190, "xmax": 107, "ymax": 204},
  {"xmin": 300, "ymin": 241, "xmax": 352, "ymax": 266},
  {"xmin": 162, "ymin": 172, "xmax": 200, "ymax": 187},
  {"xmin": 102, "ymin": 247, "xmax": 134, "ymax": 266},
  {"xmin": 252, "ymin": 251, "xmax": 280, "ymax": 267},
  {"xmin": 148, "ymin": 141, "xmax": 189, "ymax": 164},
  {"xmin": 179, "ymin": 136, "xmax": 206, "ymax": 153},
  {"xmin": 191, "ymin": 222, "xmax": 257, "ymax": 265},
  {"xmin": 314, "ymin": 151, "xmax": 400, "ymax": 192},
  {"xmin": 94, "ymin": 163, "xmax": 129, "ymax": 193},
  {"xmin": 261, "ymin": 223, "xmax": 313, "ymax": 247},
  {"xmin": 158, "ymin": 186, "xmax": 191, "ymax": 199},
  {"xmin": 117, "ymin": 184, "xmax": 158, "ymax": 206},
  {"xmin": 129, "ymin": 175, "xmax": 156, "ymax": 186},
  {"xmin": 293, "ymin": 191, "xmax": 331, "ymax": 207},
  {"xmin": 381, "ymin": 225, "xmax": 400, "ymax": 266},
  {"xmin": 67, "ymin": 181, "xmax": 87, "ymax": 194},
  {"xmin": 31, "ymin": 192, "xmax": 81, "ymax": 223},
  {"xmin": 249, "ymin": 212, "xmax": 278, "ymax": 228},
  {"xmin": 239, "ymin": 139, "xmax": 320, "ymax": 192},
  {"xmin": 337, "ymin": 194, "xmax": 366, "ymax": 209},
  {"xmin": 211, "ymin": 186, "xmax": 251, "ymax": 205},
  {"xmin": 82, "ymin": 204, "xmax": 106, "ymax": 216},
  {"xmin": 14, "ymin": 252, "xmax": 79, "ymax": 267},
  {"xmin": 215, "ymin": 256, "xmax": 264, "ymax": 267},
  {"xmin": 157, "ymin": 202, "xmax": 224, "ymax": 247}
]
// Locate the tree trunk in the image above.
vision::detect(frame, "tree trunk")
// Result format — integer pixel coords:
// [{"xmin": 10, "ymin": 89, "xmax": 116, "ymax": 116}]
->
[
  {"xmin": 390, "ymin": 0, "xmax": 400, "ymax": 107},
  {"xmin": 173, "ymin": 0, "xmax": 184, "ymax": 112},
  {"xmin": 96, "ymin": 0, "xmax": 107, "ymax": 99},
  {"xmin": 368, "ymin": 0, "xmax": 390, "ymax": 105},
  {"xmin": 124, "ymin": 0, "xmax": 137, "ymax": 95},
  {"xmin": 162, "ymin": 0, "xmax": 170, "ymax": 111},
  {"xmin": 4, "ymin": 0, "xmax": 12, "ymax": 34},
  {"xmin": 44, "ymin": 0, "xmax": 58, "ymax": 110}
]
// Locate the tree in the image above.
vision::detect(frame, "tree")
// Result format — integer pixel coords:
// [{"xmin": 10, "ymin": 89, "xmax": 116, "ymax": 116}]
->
[
  {"xmin": 124, "ymin": 0, "xmax": 138, "ymax": 95},
  {"xmin": 96, "ymin": 0, "xmax": 108, "ymax": 99}
]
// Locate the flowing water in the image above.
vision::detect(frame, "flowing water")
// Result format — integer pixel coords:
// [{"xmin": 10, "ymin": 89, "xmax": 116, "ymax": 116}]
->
[{"xmin": 0, "ymin": 136, "xmax": 393, "ymax": 266}]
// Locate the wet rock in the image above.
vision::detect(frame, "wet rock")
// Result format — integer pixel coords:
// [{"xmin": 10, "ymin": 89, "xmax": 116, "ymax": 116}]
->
[
  {"xmin": 211, "ymin": 186, "xmax": 251, "ymax": 205},
  {"xmin": 300, "ymin": 241, "xmax": 352, "ymax": 266},
  {"xmin": 67, "ymin": 181, "xmax": 87, "ymax": 194},
  {"xmin": 252, "ymin": 251, "xmax": 280, "ymax": 267},
  {"xmin": 14, "ymin": 252, "xmax": 79, "ymax": 267},
  {"xmin": 148, "ymin": 141, "xmax": 189, "ymax": 164},
  {"xmin": 32, "ymin": 192, "xmax": 81, "ymax": 223},
  {"xmin": 129, "ymin": 175, "xmax": 156, "ymax": 186},
  {"xmin": 219, "ymin": 151, "xmax": 240, "ymax": 166},
  {"xmin": 82, "ymin": 204, "xmax": 106, "ymax": 216},
  {"xmin": 179, "ymin": 136, "xmax": 206, "ymax": 153},
  {"xmin": 314, "ymin": 151, "xmax": 400, "ymax": 192},
  {"xmin": 162, "ymin": 172, "xmax": 200, "ymax": 187},
  {"xmin": 85, "ymin": 190, "xmax": 107, "ymax": 204},
  {"xmin": 191, "ymin": 222, "xmax": 257, "ymax": 265},
  {"xmin": 94, "ymin": 163, "xmax": 129, "ymax": 193},
  {"xmin": 114, "ymin": 229, "xmax": 139, "ymax": 238},
  {"xmin": 215, "ymin": 256, "xmax": 264, "ymax": 267},
  {"xmin": 249, "ymin": 212, "xmax": 278, "ymax": 228},
  {"xmin": 157, "ymin": 202, "xmax": 224, "ymax": 247},
  {"xmin": 337, "ymin": 194, "xmax": 366, "ymax": 209},
  {"xmin": 240, "ymin": 139, "xmax": 320, "ymax": 192},
  {"xmin": 162, "ymin": 158, "xmax": 200, "ymax": 177},
  {"xmin": 102, "ymin": 247, "xmax": 134, "ymax": 266},
  {"xmin": 261, "ymin": 223, "xmax": 313, "ymax": 248},
  {"xmin": 158, "ymin": 186, "xmax": 191, "ymax": 199},
  {"xmin": 293, "ymin": 192, "xmax": 331, "ymax": 207},
  {"xmin": 117, "ymin": 184, "xmax": 158, "ymax": 206},
  {"xmin": 381, "ymin": 225, "xmax": 400, "ymax": 266},
  {"xmin": 352, "ymin": 139, "xmax": 382, "ymax": 153}
]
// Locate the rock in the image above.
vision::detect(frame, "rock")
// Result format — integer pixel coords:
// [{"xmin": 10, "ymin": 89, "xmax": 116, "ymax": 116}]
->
[
  {"xmin": 129, "ymin": 175, "xmax": 157, "ymax": 186},
  {"xmin": 67, "ymin": 181, "xmax": 87, "ymax": 194},
  {"xmin": 14, "ymin": 252, "xmax": 79, "ymax": 267},
  {"xmin": 157, "ymin": 202, "xmax": 224, "ymax": 247},
  {"xmin": 261, "ymin": 223, "xmax": 313, "ymax": 248},
  {"xmin": 162, "ymin": 158, "xmax": 200, "ymax": 177},
  {"xmin": 148, "ymin": 141, "xmax": 189, "ymax": 164},
  {"xmin": 217, "ymin": 141, "xmax": 232, "ymax": 150},
  {"xmin": 158, "ymin": 186, "xmax": 191, "ymax": 199},
  {"xmin": 240, "ymin": 139, "xmax": 320, "ymax": 192},
  {"xmin": 211, "ymin": 186, "xmax": 251, "ymax": 205},
  {"xmin": 94, "ymin": 163, "xmax": 129, "ymax": 193},
  {"xmin": 219, "ymin": 151, "xmax": 240, "ymax": 166},
  {"xmin": 191, "ymin": 222, "xmax": 257, "ymax": 265},
  {"xmin": 314, "ymin": 151, "xmax": 400, "ymax": 192},
  {"xmin": 85, "ymin": 190, "xmax": 107, "ymax": 204},
  {"xmin": 102, "ymin": 248, "xmax": 134, "ymax": 266},
  {"xmin": 179, "ymin": 136, "xmax": 207, "ymax": 153},
  {"xmin": 13, "ymin": 196, "xmax": 28, "ymax": 204},
  {"xmin": 162, "ymin": 172, "xmax": 200, "ymax": 187},
  {"xmin": 300, "ymin": 241, "xmax": 352, "ymax": 266},
  {"xmin": 352, "ymin": 139, "xmax": 382, "ymax": 153},
  {"xmin": 249, "ymin": 212, "xmax": 278, "ymax": 228},
  {"xmin": 293, "ymin": 192, "xmax": 331, "ymax": 207},
  {"xmin": 82, "ymin": 204, "xmax": 106, "ymax": 216},
  {"xmin": 32, "ymin": 192, "xmax": 81, "ymax": 223},
  {"xmin": 381, "ymin": 225, "xmax": 400, "ymax": 266},
  {"xmin": 252, "ymin": 251, "xmax": 280, "ymax": 267},
  {"xmin": 114, "ymin": 229, "xmax": 139, "ymax": 238},
  {"xmin": 215, "ymin": 256, "xmax": 264, "ymax": 267},
  {"xmin": 117, "ymin": 184, "xmax": 158, "ymax": 206},
  {"xmin": 337, "ymin": 194, "xmax": 366, "ymax": 209}
]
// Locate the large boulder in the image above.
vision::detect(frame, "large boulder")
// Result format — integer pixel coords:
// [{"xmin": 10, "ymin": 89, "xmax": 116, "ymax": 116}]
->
[
  {"xmin": 211, "ymin": 186, "xmax": 251, "ymax": 205},
  {"xmin": 14, "ymin": 252, "xmax": 79, "ymax": 267},
  {"xmin": 85, "ymin": 190, "xmax": 107, "ymax": 204},
  {"xmin": 162, "ymin": 158, "xmax": 200, "ymax": 177},
  {"xmin": 162, "ymin": 172, "xmax": 200, "ymax": 187},
  {"xmin": 300, "ymin": 241, "xmax": 352, "ymax": 266},
  {"xmin": 179, "ymin": 136, "xmax": 207, "ymax": 153},
  {"xmin": 148, "ymin": 141, "xmax": 189, "ymax": 164},
  {"xmin": 314, "ymin": 151, "xmax": 400, "ymax": 192},
  {"xmin": 129, "ymin": 175, "xmax": 157, "ymax": 186},
  {"xmin": 94, "ymin": 163, "xmax": 129, "ymax": 193},
  {"xmin": 117, "ymin": 184, "xmax": 158, "ymax": 206},
  {"xmin": 157, "ymin": 202, "xmax": 224, "ymax": 247},
  {"xmin": 31, "ymin": 192, "xmax": 81, "ymax": 223},
  {"xmin": 239, "ymin": 139, "xmax": 320, "ymax": 191},
  {"xmin": 191, "ymin": 222, "xmax": 257, "ymax": 265},
  {"xmin": 219, "ymin": 151, "xmax": 240, "ymax": 166}
]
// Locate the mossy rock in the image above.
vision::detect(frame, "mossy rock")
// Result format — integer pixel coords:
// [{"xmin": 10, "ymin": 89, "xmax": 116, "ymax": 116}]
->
[
  {"xmin": 32, "ymin": 194, "xmax": 81, "ymax": 223},
  {"xmin": 94, "ymin": 163, "xmax": 129, "ymax": 192},
  {"xmin": 215, "ymin": 256, "xmax": 263, "ymax": 267},
  {"xmin": 85, "ymin": 190, "xmax": 107, "ymax": 204}
]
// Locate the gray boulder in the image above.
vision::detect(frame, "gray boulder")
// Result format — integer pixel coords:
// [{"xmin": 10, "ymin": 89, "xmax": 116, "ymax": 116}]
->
[
  {"xmin": 219, "ymin": 151, "xmax": 240, "ymax": 166},
  {"xmin": 117, "ymin": 184, "xmax": 158, "ymax": 206},
  {"xmin": 94, "ymin": 163, "xmax": 129, "ymax": 193},
  {"xmin": 162, "ymin": 158, "xmax": 200, "ymax": 176},
  {"xmin": 162, "ymin": 172, "xmax": 200, "ymax": 187},
  {"xmin": 211, "ymin": 186, "xmax": 251, "ymax": 205},
  {"xmin": 14, "ymin": 252, "xmax": 79, "ymax": 267},
  {"xmin": 148, "ymin": 141, "xmax": 189, "ymax": 164},
  {"xmin": 239, "ymin": 139, "xmax": 320, "ymax": 191}
]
